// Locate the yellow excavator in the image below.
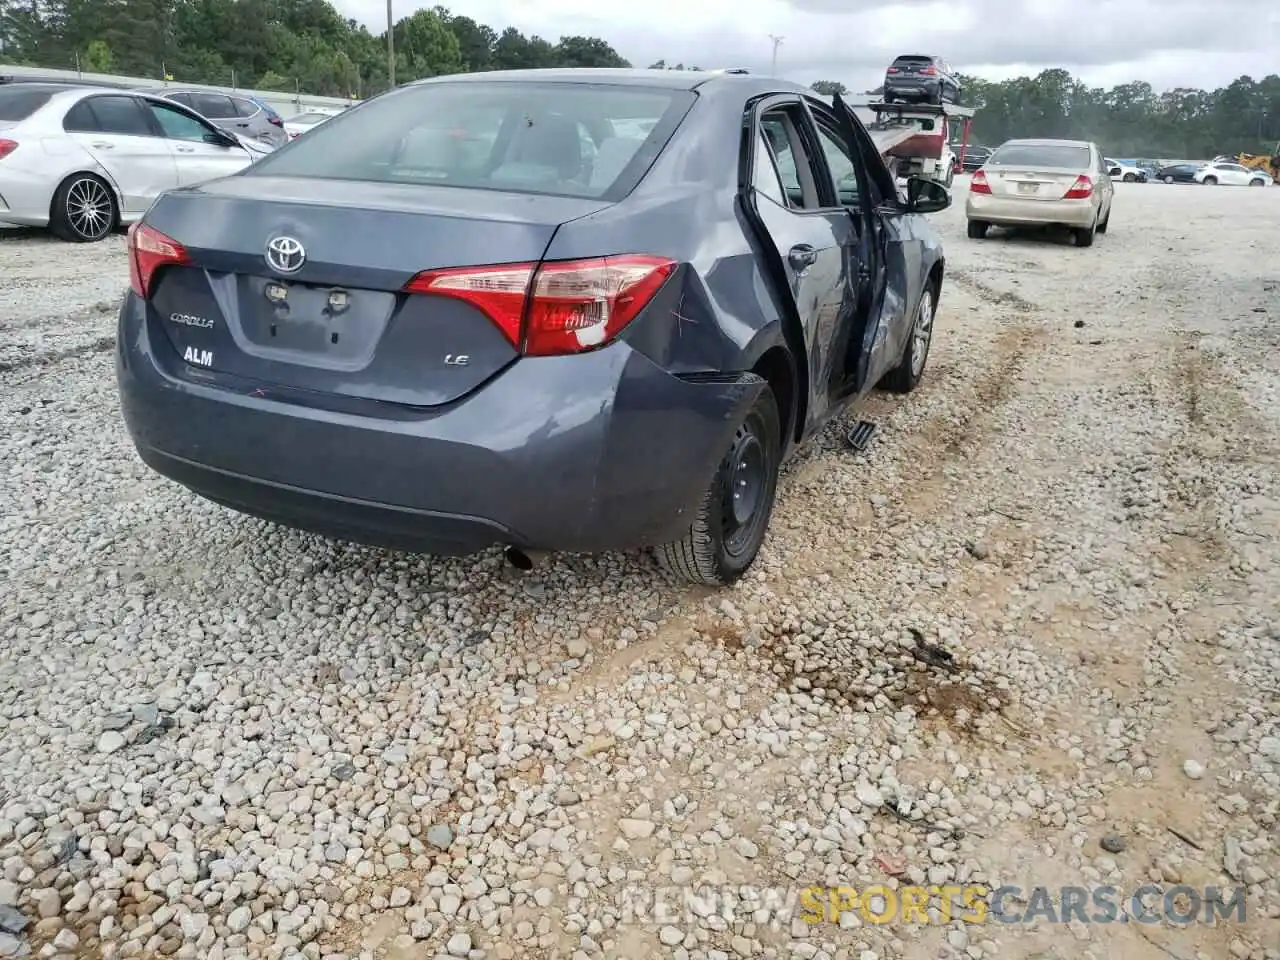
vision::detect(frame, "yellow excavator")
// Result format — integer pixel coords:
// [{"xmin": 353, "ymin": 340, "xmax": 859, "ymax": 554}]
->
[{"xmin": 1231, "ymin": 141, "xmax": 1280, "ymax": 182}]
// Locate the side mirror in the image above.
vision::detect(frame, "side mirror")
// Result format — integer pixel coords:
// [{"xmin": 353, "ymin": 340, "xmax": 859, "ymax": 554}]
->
[
  {"xmin": 204, "ymin": 130, "xmax": 238, "ymax": 148},
  {"xmin": 904, "ymin": 176, "xmax": 950, "ymax": 214}
]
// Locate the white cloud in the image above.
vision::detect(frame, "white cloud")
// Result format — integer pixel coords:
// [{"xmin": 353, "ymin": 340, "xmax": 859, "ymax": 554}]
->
[{"xmin": 334, "ymin": 0, "xmax": 1279, "ymax": 93}]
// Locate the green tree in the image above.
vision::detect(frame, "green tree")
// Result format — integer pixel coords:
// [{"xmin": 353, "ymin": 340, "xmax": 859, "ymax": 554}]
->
[
  {"xmin": 82, "ymin": 37, "xmax": 112, "ymax": 71},
  {"xmin": 810, "ymin": 80, "xmax": 847, "ymax": 96},
  {"xmin": 553, "ymin": 35, "xmax": 628, "ymax": 68}
]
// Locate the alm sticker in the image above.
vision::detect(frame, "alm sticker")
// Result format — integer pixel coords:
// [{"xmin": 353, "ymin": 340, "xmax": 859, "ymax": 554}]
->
[{"xmin": 183, "ymin": 346, "xmax": 213, "ymax": 367}]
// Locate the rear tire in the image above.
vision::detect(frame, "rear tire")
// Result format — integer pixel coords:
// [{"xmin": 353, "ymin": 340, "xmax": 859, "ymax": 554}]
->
[
  {"xmin": 966, "ymin": 219, "xmax": 988, "ymax": 239},
  {"xmin": 656, "ymin": 385, "xmax": 781, "ymax": 587},
  {"xmin": 1074, "ymin": 219, "xmax": 1097, "ymax": 247},
  {"xmin": 49, "ymin": 173, "xmax": 118, "ymax": 243},
  {"xmin": 1097, "ymin": 207, "xmax": 1110, "ymax": 234}
]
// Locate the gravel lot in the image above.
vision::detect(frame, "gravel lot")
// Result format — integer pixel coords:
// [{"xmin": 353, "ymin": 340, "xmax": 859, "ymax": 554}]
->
[{"xmin": 2, "ymin": 181, "xmax": 1278, "ymax": 960}]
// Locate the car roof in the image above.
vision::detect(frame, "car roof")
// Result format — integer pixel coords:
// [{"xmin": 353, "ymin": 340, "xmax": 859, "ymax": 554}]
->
[
  {"xmin": 404, "ymin": 67, "xmax": 810, "ymax": 96},
  {"xmin": 1001, "ymin": 138, "xmax": 1092, "ymax": 147}
]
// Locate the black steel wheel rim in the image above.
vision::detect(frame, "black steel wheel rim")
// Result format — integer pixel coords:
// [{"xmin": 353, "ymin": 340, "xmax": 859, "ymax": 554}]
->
[{"xmin": 720, "ymin": 418, "xmax": 769, "ymax": 558}]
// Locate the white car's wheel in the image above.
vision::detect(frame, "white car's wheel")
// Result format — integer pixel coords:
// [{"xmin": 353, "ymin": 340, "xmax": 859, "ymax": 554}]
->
[{"xmin": 50, "ymin": 174, "xmax": 118, "ymax": 243}]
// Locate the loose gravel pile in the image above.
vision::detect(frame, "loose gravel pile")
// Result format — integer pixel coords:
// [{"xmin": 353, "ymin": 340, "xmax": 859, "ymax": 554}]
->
[{"xmin": 1, "ymin": 184, "xmax": 1278, "ymax": 960}]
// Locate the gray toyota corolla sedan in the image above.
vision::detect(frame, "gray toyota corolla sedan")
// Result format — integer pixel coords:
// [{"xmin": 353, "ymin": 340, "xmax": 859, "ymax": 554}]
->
[{"xmin": 116, "ymin": 68, "xmax": 950, "ymax": 586}]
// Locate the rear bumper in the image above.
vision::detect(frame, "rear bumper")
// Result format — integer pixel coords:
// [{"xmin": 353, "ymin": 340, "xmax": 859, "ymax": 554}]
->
[
  {"xmin": 884, "ymin": 78, "xmax": 941, "ymax": 101},
  {"xmin": 0, "ymin": 169, "xmax": 55, "ymax": 227},
  {"xmin": 115, "ymin": 292, "xmax": 761, "ymax": 557},
  {"xmin": 965, "ymin": 193, "xmax": 1096, "ymax": 228}
]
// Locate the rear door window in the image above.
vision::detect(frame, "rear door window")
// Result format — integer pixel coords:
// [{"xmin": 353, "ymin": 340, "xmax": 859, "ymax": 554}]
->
[
  {"xmin": 988, "ymin": 143, "xmax": 1092, "ymax": 168},
  {"xmin": 166, "ymin": 92, "xmax": 194, "ymax": 108},
  {"xmin": 0, "ymin": 87, "xmax": 56, "ymax": 122},
  {"xmin": 752, "ymin": 129, "xmax": 787, "ymax": 207},
  {"xmin": 62, "ymin": 100, "xmax": 99, "ymax": 132},
  {"xmin": 193, "ymin": 93, "xmax": 236, "ymax": 119},
  {"xmin": 241, "ymin": 81, "xmax": 696, "ymax": 200},
  {"xmin": 77, "ymin": 96, "xmax": 154, "ymax": 136}
]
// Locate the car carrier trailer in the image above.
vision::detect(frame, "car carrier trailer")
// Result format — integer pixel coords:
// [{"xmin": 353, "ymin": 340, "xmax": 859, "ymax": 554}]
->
[{"xmin": 863, "ymin": 100, "xmax": 977, "ymax": 189}]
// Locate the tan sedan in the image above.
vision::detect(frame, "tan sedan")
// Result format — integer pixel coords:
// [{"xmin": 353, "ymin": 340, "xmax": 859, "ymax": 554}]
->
[{"xmin": 965, "ymin": 138, "xmax": 1114, "ymax": 247}]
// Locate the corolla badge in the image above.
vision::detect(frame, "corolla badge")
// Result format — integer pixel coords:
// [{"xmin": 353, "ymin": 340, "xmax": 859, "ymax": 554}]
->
[{"xmin": 265, "ymin": 235, "xmax": 306, "ymax": 274}]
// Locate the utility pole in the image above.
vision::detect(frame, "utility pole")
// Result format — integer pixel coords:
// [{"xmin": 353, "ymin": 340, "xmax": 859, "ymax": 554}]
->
[
  {"xmin": 768, "ymin": 35, "xmax": 784, "ymax": 75},
  {"xmin": 386, "ymin": 0, "xmax": 396, "ymax": 88}
]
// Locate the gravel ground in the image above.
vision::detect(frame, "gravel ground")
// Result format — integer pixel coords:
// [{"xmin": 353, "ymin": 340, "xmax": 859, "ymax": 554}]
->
[{"xmin": 2, "ymin": 182, "xmax": 1278, "ymax": 960}]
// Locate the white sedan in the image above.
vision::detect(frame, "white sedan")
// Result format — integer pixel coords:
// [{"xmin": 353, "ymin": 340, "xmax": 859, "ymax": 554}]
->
[
  {"xmin": 0, "ymin": 82, "xmax": 264, "ymax": 242},
  {"xmin": 1194, "ymin": 162, "xmax": 1271, "ymax": 187},
  {"xmin": 283, "ymin": 109, "xmax": 343, "ymax": 141}
]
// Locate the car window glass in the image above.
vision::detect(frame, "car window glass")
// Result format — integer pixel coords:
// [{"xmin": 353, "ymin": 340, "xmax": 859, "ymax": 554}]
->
[
  {"xmin": 166, "ymin": 92, "xmax": 194, "ymax": 107},
  {"xmin": 752, "ymin": 129, "xmax": 786, "ymax": 206},
  {"xmin": 245, "ymin": 82, "xmax": 692, "ymax": 201},
  {"xmin": 147, "ymin": 101, "xmax": 214, "ymax": 142},
  {"xmin": 84, "ymin": 96, "xmax": 153, "ymax": 136},
  {"xmin": 62, "ymin": 100, "xmax": 99, "ymax": 132},
  {"xmin": 0, "ymin": 87, "xmax": 57, "ymax": 121},
  {"xmin": 814, "ymin": 124, "xmax": 859, "ymax": 206},
  {"xmin": 988, "ymin": 143, "xmax": 1091, "ymax": 167},
  {"xmin": 760, "ymin": 116, "xmax": 803, "ymax": 206},
  {"xmin": 194, "ymin": 93, "xmax": 235, "ymax": 119},
  {"xmin": 232, "ymin": 98, "xmax": 259, "ymax": 119}
]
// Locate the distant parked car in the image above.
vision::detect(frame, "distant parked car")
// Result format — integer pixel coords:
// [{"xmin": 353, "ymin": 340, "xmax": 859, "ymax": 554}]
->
[
  {"xmin": 150, "ymin": 88, "xmax": 287, "ymax": 148},
  {"xmin": 1154, "ymin": 163, "xmax": 1202, "ymax": 184},
  {"xmin": 115, "ymin": 68, "xmax": 954, "ymax": 587},
  {"xmin": 1194, "ymin": 161, "xmax": 1271, "ymax": 186},
  {"xmin": 1104, "ymin": 158, "xmax": 1148, "ymax": 182},
  {"xmin": 966, "ymin": 138, "xmax": 1114, "ymax": 247},
  {"xmin": 284, "ymin": 109, "xmax": 342, "ymax": 140},
  {"xmin": 883, "ymin": 55, "xmax": 962, "ymax": 106},
  {"xmin": 0, "ymin": 83, "xmax": 262, "ymax": 241},
  {"xmin": 958, "ymin": 144, "xmax": 992, "ymax": 171}
]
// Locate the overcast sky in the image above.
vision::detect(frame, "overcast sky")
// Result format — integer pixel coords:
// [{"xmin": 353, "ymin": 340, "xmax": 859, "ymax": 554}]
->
[{"xmin": 334, "ymin": 0, "xmax": 1277, "ymax": 94}]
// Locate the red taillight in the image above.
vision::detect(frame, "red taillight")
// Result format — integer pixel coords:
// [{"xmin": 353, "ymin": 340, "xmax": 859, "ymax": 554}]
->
[
  {"xmin": 1064, "ymin": 175, "xmax": 1093, "ymax": 199},
  {"xmin": 267, "ymin": 115, "xmax": 283, "ymax": 127},
  {"xmin": 0, "ymin": 139, "xmax": 17, "ymax": 160},
  {"xmin": 404, "ymin": 255, "xmax": 677, "ymax": 357},
  {"xmin": 128, "ymin": 223, "xmax": 189, "ymax": 299},
  {"xmin": 970, "ymin": 169, "xmax": 991, "ymax": 194},
  {"xmin": 886, "ymin": 67, "xmax": 899, "ymax": 73},
  {"xmin": 920, "ymin": 66, "xmax": 937, "ymax": 75}
]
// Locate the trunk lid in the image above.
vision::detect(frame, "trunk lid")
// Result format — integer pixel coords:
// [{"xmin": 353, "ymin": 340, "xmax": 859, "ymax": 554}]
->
[
  {"xmin": 144, "ymin": 177, "xmax": 609, "ymax": 407},
  {"xmin": 984, "ymin": 166, "xmax": 1089, "ymax": 200}
]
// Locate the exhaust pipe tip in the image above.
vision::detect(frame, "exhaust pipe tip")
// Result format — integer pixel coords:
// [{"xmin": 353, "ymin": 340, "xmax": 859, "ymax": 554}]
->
[{"xmin": 504, "ymin": 546, "xmax": 534, "ymax": 571}]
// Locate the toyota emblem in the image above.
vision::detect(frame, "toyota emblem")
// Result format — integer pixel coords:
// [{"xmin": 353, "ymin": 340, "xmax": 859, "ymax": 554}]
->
[{"xmin": 265, "ymin": 235, "xmax": 306, "ymax": 274}]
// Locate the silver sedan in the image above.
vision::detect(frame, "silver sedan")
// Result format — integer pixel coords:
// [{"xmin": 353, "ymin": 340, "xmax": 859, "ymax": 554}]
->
[{"xmin": 0, "ymin": 82, "xmax": 268, "ymax": 242}]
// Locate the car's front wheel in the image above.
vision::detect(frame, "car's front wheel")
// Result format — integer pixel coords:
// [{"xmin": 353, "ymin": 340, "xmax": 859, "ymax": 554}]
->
[
  {"xmin": 1163, "ymin": 175, "xmax": 1174, "ymax": 183},
  {"xmin": 656, "ymin": 385, "xmax": 781, "ymax": 587},
  {"xmin": 49, "ymin": 174, "xmax": 118, "ymax": 243},
  {"xmin": 1202, "ymin": 176, "xmax": 1218, "ymax": 185},
  {"xmin": 1123, "ymin": 173, "xmax": 1136, "ymax": 182}
]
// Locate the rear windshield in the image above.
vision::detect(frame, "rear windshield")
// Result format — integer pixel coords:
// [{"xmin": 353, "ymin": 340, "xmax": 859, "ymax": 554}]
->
[
  {"xmin": 988, "ymin": 143, "xmax": 1092, "ymax": 168},
  {"xmin": 245, "ymin": 81, "xmax": 695, "ymax": 200},
  {"xmin": 892, "ymin": 56, "xmax": 934, "ymax": 66},
  {"xmin": 0, "ymin": 87, "xmax": 56, "ymax": 122},
  {"xmin": 288, "ymin": 112, "xmax": 331, "ymax": 124}
]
